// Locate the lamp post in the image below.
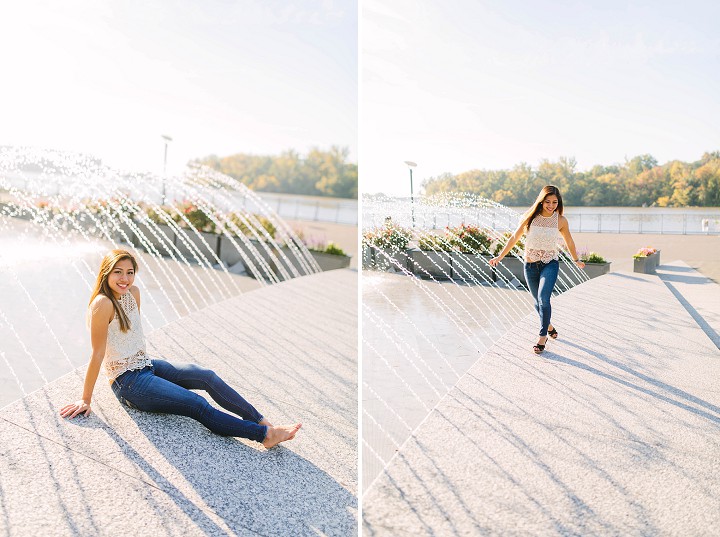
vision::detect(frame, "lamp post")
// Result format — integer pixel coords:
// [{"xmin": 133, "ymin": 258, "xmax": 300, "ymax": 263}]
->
[
  {"xmin": 161, "ymin": 134, "xmax": 173, "ymax": 205},
  {"xmin": 404, "ymin": 160, "xmax": 417, "ymax": 227}
]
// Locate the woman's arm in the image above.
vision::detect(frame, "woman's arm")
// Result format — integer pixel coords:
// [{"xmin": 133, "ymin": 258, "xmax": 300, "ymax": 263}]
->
[
  {"xmin": 558, "ymin": 216, "xmax": 585, "ymax": 269},
  {"xmin": 489, "ymin": 223, "xmax": 525, "ymax": 267},
  {"xmin": 60, "ymin": 296, "xmax": 113, "ymax": 419}
]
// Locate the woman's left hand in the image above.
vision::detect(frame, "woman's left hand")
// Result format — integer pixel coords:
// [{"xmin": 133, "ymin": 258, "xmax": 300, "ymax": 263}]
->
[
  {"xmin": 60, "ymin": 400, "xmax": 91, "ymax": 419},
  {"xmin": 575, "ymin": 260, "xmax": 586, "ymax": 269}
]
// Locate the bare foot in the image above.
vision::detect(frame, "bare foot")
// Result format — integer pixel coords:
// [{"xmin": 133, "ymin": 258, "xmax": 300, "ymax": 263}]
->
[
  {"xmin": 262, "ymin": 423, "xmax": 302, "ymax": 449},
  {"xmin": 259, "ymin": 418, "xmax": 274, "ymax": 428}
]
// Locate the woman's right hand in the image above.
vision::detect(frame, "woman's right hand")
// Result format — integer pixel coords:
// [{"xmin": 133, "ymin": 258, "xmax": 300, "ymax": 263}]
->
[
  {"xmin": 60, "ymin": 399, "xmax": 91, "ymax": 419},
  {"xmin": 489, "ymin": 256, "xmax": 502, "ymax": 267}
]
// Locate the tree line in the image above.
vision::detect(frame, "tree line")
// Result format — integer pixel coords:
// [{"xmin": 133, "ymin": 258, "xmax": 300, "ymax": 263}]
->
[
  {"xmin": 195, "ymin": 146, "xmax": 358, "ymax": 199},
  {"xmin": 422, "ymin": 152, "xmax": 720, "ymax": 207}
]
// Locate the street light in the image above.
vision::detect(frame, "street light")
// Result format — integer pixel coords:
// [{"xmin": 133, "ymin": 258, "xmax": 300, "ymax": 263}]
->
[
  {"xmin": 161, "ymin": 134, "xmax": 173, "ymax": 205},
  {"xmin": 404, "ymin": 160, "xmax": 417, "ymax": 227}
]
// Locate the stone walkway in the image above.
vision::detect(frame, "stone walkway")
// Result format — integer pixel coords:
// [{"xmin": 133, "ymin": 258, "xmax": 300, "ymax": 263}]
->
[
  {"xmin": 363, "ymin": 269, "xmax": 720, "ymax": 535},
  {"xmin": 0, "ymin": 270, "xmax": 357, "ymax": 537}
]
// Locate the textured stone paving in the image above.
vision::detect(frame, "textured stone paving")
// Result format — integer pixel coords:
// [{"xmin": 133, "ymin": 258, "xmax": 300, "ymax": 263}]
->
[
  {"xmin": 362, "ymin": 272, "xmax": 534, "ymax": 490},
  {"xmin": 0, "ymin": 269, "xmax": 357, "ymax": 537},
  {"xmin": 657, "ymin": 260, "xmax": 720, "ymax": 349},
  {"xmin": 363, "ymin": 270, "xmax": 720, "ymax": 536}
]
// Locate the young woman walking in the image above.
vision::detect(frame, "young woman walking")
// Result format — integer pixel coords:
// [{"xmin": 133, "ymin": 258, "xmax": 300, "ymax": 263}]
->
[
  {"xmin": 60, "ymin": 249, "xmax": 301, "ymax": 448},
  {"xmin": 489, "ymin": 185, "xmax": 585, "ymax": 354}
]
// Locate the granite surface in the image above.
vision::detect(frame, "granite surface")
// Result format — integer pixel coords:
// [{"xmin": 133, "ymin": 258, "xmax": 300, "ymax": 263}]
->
[
  {"xmin": 0, "ymin": 269, "xmax": 357, "ymax": 537},
  {"xmin": 363, "ymin": 270, "xmax": 720, "ymax": 536},
  {"xmin": 656, "ymin": 260, "xmax": 720, "ymax": 349},
  {"xmin": 362, "ymin": 272, "xmax": 534, "ymax": 490}
]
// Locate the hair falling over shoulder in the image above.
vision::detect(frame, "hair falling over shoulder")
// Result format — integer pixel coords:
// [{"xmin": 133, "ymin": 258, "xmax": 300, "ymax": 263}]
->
[
  {"xmin": 520, "ymin": 185, "xmax": 564, "ymax": 234},
  {"xmin": 88, "ymin": 250, "xmax": 138, "ymax": 332}
]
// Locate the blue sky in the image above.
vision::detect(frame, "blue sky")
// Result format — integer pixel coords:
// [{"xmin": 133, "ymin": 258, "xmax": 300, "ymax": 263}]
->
[
  {"xmin": 362, "ymin": 0, "xmax": 720, "ymax": 195},
  {"xmin": 0, "ymin": 0, "xmax": 357, "ymax": 174}
]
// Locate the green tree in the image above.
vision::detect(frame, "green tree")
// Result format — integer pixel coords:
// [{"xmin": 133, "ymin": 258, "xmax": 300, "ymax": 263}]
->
[
  {"xmin": 420, "ymin": 152, "xmax": 720, "ymax": 207},
  {"xmin": 194, "ymin": 147, "xmax": 357, "ymax": 199}
]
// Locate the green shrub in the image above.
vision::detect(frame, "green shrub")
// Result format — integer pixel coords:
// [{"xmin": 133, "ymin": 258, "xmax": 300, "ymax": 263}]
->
[
  {"xmin": 584, "ymin": 252, "xmax": 606, "ymax": 263},
  {"xmin": 173, "ymin": 201, "xmax": 215, "ymax": 233},
  {"xmin": 418, "ymin": 234, "xmax": 453, "ymax": 251},
  {"xmin": 446, "ymin": 224, "xmax": 492, "ymax": 253},
  {"xmin": 322, "ymin": 242, "xmax": 346, "ymax": 256},
  {"xmin": 145, "ymin": 206, "xmax": 172, "ymax": 226},
  {"xmin": 363, "ymin": 223, "xmax": 412, "ymax": 251},
  {"xmin": 492, "ymin": 231, "xmax": 525, "ymax": 257},
  {"xmin": 229, "ymin": 213, "xmax": 277, "ymax": 239}
]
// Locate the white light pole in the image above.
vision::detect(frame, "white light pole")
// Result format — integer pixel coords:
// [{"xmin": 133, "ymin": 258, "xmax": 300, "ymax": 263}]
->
[
  {"xmin": 161, "ymin": 134, "xmax": 173, "ymax": 205},
  {"xmin": 404, "ymin": 160, "xmax": 417, "ymax": 227}
]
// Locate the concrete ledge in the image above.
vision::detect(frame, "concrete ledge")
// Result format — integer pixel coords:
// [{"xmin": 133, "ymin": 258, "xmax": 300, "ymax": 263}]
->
[
  {"xmin": 364, "ymin": 271, "xmax": 720, "ymax": 535},
  {"xmin": 0, "ymin": 270, "xmax": 357, "ymax": 537}
]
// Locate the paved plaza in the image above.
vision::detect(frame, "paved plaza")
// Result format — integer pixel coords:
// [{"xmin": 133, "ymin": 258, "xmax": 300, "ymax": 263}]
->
[
  {"xmin": 363, "ymin": 265, "xmax": 720, "ymax": 535},
  {"xmin": 362, "ymin": 272, "xmax": 534, "ymax": 490}
]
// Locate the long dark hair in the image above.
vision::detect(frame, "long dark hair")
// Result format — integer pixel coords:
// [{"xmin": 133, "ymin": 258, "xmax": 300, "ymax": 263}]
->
[{"xmin": 520, "ymin": 185, "xmax": 564, "ymax": 233}]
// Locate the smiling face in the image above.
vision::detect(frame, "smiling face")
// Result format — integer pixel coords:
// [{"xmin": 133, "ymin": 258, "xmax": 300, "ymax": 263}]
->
[
  {"xmin": 107, "ymin": 258, "xmax": 135, "ymax": 298},
  {"xmin": 542, "ymin": 195, "xmax": 559, "ymax": 216}
]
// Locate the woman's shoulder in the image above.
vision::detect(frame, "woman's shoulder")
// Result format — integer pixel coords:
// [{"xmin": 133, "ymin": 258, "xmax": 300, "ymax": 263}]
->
[
  {"xmin": 129, "ymin": 285, "xmax": 141, "ymax": 301},
  {"xmin": 89, "ymin": 294, "xmax": 114, "ymax": 321},
  {"xmin": 129, "ymin": 286, "xmax": 141, "ymax": 309},
  {"xmin": 90, "ymin": 294, "xmax": 112, "ymax": 309}
]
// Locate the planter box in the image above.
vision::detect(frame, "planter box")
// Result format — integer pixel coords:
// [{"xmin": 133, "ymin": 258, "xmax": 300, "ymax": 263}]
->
[
  {"xmin": 134, "ymin": 222, "xmax": 177, "ymax": 257},
  {"xmin": 451, "ymin": 252, "xmax": 494, "ymax": 284},
  {"xmin": 558, "ymin": 261, "xmax": 611, "ymax": 289},
  {"xmin": 235, "ymin": 239, "xmax": 276, "ymax": 278},
  {"xmin": 75, "ymin": 216, "xmax": 103, "ymax": 237},
  {"xmin": 495, "ymin": 256, "xmax": 527, "ymax": 287},
  {"xmin": 112, "ymin": 221, "xmax": 137, "ymax": 246},
  {"xmin": 584, "ymin": 262, "xmax": 611, "ymax": 279},
  {"xmin": 634, "ymin": 251, "xmax": 661, "ymax": 274},
  {"xmin": 219, "ymin": 234, "xmax": 250, "ymax": 267},
  {"xmin": 410, "ymin": 249, "xmax": 453, "ymax": 280},
  {"xmin": 272, "ymin": 245, "xmax": 318, "ymax": 278},
  {"xmin": 174, "ymin": 230, "xmax": 221, "ymax": 262},
  {"xmin": 309, "ymin": 250, "xmax": 352, "ymax": 271},
  {"xmin": 362, "ymin": 245, "xmax": 374, "ymax": 269},
  {"xmin": 365, "ymin": 247, "xmax": 410, "ymax": 272}
]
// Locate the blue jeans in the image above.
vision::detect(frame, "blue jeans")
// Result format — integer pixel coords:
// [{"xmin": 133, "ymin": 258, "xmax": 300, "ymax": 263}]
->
[
  {"xmin": 524, "ymin": 259, "xmax": 559, "ymax": 337},
  {"xmin": 111, "ymin": 359, "xmax": 267, "ymax": 443}
]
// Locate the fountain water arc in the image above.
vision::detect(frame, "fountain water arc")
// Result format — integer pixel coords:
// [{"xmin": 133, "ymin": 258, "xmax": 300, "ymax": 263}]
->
[
  {"xmin": 0, "ymin": 147, "xmax": 326, "ymax": 410},
  {"xmin": 361, "ymin": 193, "xmax": 591, "ymax": 491}
]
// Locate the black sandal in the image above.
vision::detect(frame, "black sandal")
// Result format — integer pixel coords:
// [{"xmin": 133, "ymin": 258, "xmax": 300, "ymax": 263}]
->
[
  {"xmin": 548, "ymin": 328, "xmax": 558, "ymax": 339},
  {"xmin": 533, "ymin": 336, "xmax": 548, "ymax": 354}
]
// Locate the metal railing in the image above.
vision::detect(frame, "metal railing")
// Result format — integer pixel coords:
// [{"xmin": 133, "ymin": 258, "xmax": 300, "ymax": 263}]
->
[{"xmin": 566, "ymin": 213, "xmax": 720, "ymax": 235}]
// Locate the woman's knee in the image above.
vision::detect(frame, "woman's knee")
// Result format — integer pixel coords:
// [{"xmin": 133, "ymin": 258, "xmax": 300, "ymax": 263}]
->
[
  {"xmin": 193, "ymin": 367, "xmax": 223, "ymax": 391},
  {"xmin": 182, "ymin": 363, "xmax": 217, "ymax": 380}
]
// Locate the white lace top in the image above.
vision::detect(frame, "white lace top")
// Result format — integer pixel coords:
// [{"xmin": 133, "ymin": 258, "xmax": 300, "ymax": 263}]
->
[
  {"xmin": 103, "ymin": 291, "xmax": 152, "ymax": 381},
  {"xmin": 524, "ymin": 211, "xmax": 560, "ymax": 263}
]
